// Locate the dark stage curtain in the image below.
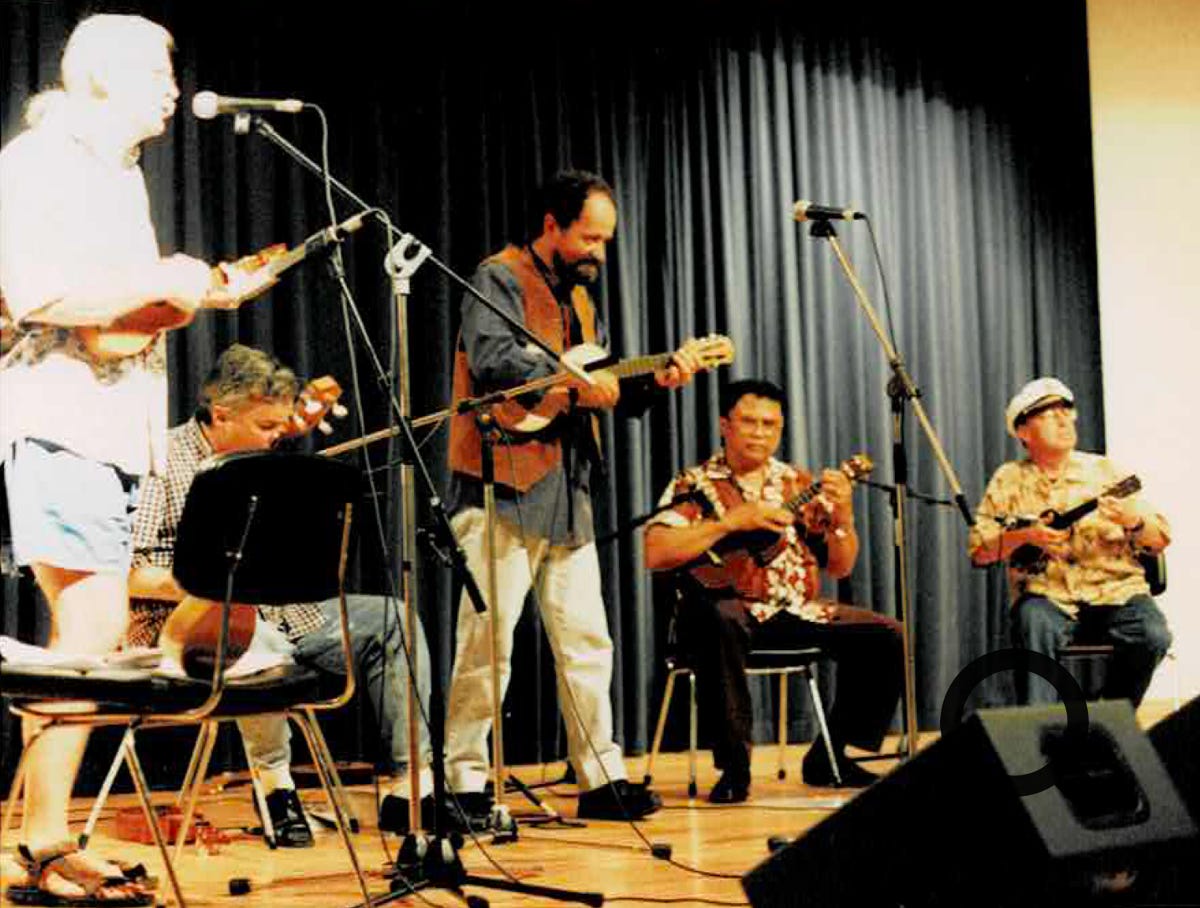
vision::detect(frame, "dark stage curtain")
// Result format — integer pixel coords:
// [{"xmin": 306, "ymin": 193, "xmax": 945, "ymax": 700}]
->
[{"xmin": 2, "ymin": 0, "xmax": 1101, "ymax": 789}]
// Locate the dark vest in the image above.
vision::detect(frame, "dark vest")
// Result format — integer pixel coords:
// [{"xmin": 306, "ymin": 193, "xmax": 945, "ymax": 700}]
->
[{"xmin": 448, "ymin": 245, "xmax": 598, "ymax": 492}]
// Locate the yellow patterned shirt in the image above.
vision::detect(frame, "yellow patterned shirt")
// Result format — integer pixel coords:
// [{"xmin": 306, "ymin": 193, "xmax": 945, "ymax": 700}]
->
[{"xmin": 968, "ymin": 450, "xmax": 1169, "ymax": 615}]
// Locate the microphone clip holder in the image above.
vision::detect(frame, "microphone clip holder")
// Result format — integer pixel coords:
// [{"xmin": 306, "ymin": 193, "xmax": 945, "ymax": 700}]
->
[{"xmin": 385, "ymin": 234, "xmax": 433, "ymax": 295}]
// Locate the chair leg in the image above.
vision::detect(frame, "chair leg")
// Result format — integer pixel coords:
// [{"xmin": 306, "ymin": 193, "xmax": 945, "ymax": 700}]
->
[
  {"xmin": 777, "ymin": 672, "xmax": 788, "ymax": 781},
  {"xmin": 293, "ymin": 712, "xmax": 371, "ymax": 904},
  {"xmin": 122, "ymin": 728, "xmax": 188, "ymax": 908},
  {"xmin": 173, "ymin": 721, "xmax": 219, "ymax": 866},
  {"xmin": 236, "ymin": 724, "xmax": 278, "ymax": 849},
  {"xmin": 1, "ymin": 744, "xmax": 30, "ymax": 848},
  {"xmin": 644, "ymin": 670, "xmax": 678, "ymax": 785},
  {"xmin": 687, "ymin": 671, "xmax": 698, "ymax": 799},
  {"xmin": 175, "ymin": 724, "xmax": 211, "ymax": 808},
  {"xmin": 79, "ymin": 737, "xmax": 128, "ymax": 849},
  {"xmin": 1169, "ymin": 650, "xmax": 1180, "ymax": 712},
  {"xmin": 1, "ymin": 718, "xmax": 57, "ymax": 849},
  {"xmin": 303, "ymin": 707, "xmax": 360, "ymax": 833},
  {"xmin": 805, "ymin": 667, "xmax": 841, "ymax": 786}
]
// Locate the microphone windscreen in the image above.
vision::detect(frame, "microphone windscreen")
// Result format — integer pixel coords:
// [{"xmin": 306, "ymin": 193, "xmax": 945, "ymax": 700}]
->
[{"xmin": 191, "ymin": 91, "xmax": 219, "ymax": 120}]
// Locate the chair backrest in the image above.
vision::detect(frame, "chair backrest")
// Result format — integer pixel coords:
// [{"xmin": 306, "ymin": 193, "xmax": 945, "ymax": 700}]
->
[
  {"xmin": 1140, "ymin": 551, "xmax": 1167, "ymax": 597},
  {"xmin": 0, "ymin": 462, "xmax": 13, "ymax": 576},
  {"xmin": 173, "ymin": 452, "xmax": 360, "ymax": 604}
]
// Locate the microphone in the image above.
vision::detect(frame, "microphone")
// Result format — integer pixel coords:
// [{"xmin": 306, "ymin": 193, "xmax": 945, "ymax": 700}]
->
[
  {"xmin": 792, "ymin": 200, "xmax": 865, "ymax": 222},
  {"xmin": 192, "ymin": 91, "xmax": 303, "ymax": 119},
  {"xmin": 296, "ymin": 211, "xmax": 371, "ymax": 259}
]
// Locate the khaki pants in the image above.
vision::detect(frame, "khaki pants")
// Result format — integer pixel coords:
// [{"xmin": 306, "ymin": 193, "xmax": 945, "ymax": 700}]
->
[{"xmin": 444, "ymin": 508, "xmax": 625, "ymax": 793}]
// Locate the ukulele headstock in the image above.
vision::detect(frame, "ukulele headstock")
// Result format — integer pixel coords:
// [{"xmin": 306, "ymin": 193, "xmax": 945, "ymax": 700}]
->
[
  {"xmin": 1108, "ymin": 475, "xmax": 1142, "ymax": 499},
  {"xmin": 681, "ymin": 334, "xmax": 736, "ymax": 370},
  {"xmin": 286, "ymin": 375, "xmax": 347, "ymax": 439},
  {"xmin": 839, "ymin": 453, "xmax": 874, "ymax": 483}
]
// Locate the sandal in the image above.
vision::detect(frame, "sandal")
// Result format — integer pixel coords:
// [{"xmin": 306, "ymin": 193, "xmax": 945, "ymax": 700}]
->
[{"xmin": 6, "ymin": 842, "xmax": 155, "ymax": 907}]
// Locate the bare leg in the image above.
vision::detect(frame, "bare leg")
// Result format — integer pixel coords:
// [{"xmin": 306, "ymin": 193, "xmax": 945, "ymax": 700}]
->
[{"xmin": 20, "ymin": 564, "xmax": 136, "ymax": 898}]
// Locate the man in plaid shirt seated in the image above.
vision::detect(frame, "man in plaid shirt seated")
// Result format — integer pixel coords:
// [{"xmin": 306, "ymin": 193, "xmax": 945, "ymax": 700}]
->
[{"xmin": 128, "ymin": 343, "xmax": 432, "ymax": 844}]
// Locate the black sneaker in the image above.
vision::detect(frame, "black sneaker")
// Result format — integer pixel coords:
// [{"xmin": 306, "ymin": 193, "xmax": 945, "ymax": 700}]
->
[
  {"xmin": 708, "ymin": 769, "xmax": 751, "ymax": 804},
  {"xmin": 378, "ymin": 794, "xmax": 437, "ymax": 835},
  {"xmin": 576, "ymin": 779, "xmax": 661, "ymax": 820},
  {"xmin": 440, "ymin": 790, "xmax": 494, "ymax": 833},
  {"xmin": 801, "ymin": 742, "xmax": 880, "ymax": 789},
  {"xmin": 262, "ymin": 788, "xmax": 314, "ymax": 847}
]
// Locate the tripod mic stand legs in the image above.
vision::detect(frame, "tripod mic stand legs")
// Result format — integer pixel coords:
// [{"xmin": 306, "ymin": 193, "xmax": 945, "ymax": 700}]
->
[{"xmin": 385, "ymin": 831, "xmax": 603, "ymax": 908}]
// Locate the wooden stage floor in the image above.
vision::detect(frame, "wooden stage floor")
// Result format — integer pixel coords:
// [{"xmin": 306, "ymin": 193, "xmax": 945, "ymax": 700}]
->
[
  {"xmin": 0, "ymin": 741, "xmax": 874, "ymax": 907},
  {"xmin": 0, "ymin": 701, "xmax": 1177, "ymax": 907}
]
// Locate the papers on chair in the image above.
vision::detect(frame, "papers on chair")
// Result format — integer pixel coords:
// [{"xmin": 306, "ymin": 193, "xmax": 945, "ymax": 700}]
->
[
  {"xmin": 154, "ymin": 647, "xmax": 295, "ymax": 681},
  {"xmin": 0, "ymin": 636, "xmax": 162, "ymax": 672},
  {"xmin": 0, "ymin": 635, "xmax": 292, "ymax": 680}
]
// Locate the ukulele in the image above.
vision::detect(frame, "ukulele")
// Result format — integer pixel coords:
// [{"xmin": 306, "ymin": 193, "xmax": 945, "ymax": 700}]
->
[
  {"xmin": 489, "ymin": 334, "xmax": 735, "ymax": 434},
  {"xmin": 1006, "ymin": 474, "xmax": 1142, "ymax": 574},
  {"xmin": 76, "ymin": 234, "xmax": 330, "ymax": 361},
  {"xmin": 685, "ymin": 454, "xmax": 874, "ymax": 594},
  {"xmin": 159, "ymin": 376, "xmax": 347, "ymax": 680}
]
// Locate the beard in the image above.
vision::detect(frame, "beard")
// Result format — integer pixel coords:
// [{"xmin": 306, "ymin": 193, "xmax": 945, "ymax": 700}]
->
[{"xmin": 554, "ymin": 251, "xmax": 601, "ymax": 287}]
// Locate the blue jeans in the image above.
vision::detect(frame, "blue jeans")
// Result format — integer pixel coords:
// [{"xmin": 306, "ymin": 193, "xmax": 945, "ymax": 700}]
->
[
  {"xmin": 239, "ymin": 594, "xmax": 432, "ymax": 778},
  {"xmin": 1012, "ymin": 594, "xmax": 1172, "ymax": 706}
]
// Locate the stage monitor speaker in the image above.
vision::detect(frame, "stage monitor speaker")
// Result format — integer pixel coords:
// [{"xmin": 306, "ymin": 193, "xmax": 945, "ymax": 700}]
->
[
  {"xmin": 1148, "ymin": 694, "xmax": 1200, "ymax": 902},
  {"xmin": 1150, "ymin": 694, "xmax": 1200, "ymax": 819},
  {"xmin": 742, "ymin": 701, "xmax": 1196, "ymax": 908}
]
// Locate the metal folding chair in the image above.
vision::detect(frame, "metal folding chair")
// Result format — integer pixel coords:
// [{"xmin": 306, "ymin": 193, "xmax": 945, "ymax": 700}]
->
[
  {"xmin": 1, "ymin": 452, "xmax": 370, "ymax": 906},
  {"xmin": 643, "ymin": 588, "xmax": 840, "ymax": 796}
]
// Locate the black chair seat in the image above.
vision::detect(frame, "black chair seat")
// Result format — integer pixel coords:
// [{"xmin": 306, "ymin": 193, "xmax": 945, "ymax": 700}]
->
[
  {"xmin": 746, "ymin": 647, "xmax": 824, "ymax": 671},
  {"xmin": 1057, "ymin": 644, "xmax": 1117, "ymax": 658},
  {"xmin": 1, "ymin": 663, "xmax": 326, "ymax": 717},
  {"xmin": 667, "ymin": 646, "xmax": 823, "ymax": 673}
]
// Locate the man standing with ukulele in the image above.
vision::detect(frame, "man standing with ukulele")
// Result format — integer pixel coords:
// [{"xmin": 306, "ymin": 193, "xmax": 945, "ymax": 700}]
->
[{"xmin": 0, "ymin": 15, "xmax": 272, "ymax": 905}]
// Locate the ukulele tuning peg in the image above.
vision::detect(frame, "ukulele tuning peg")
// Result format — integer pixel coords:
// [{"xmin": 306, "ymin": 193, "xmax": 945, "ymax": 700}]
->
[
  {"xmin": 317, "ymin": 420, "xmax": 333, "ymax": 435},
  {"xmin": 331, "ymin": 403, "xmax": 349, "ymax": 419}
]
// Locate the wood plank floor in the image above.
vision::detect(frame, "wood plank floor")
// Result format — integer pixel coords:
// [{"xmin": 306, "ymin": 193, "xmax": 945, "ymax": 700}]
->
[
  {"xmin": 0, "ymin": 701, "xmax": 1178, "ymax": 906},
  {"xmin": 0, "ymin": 741, "xmax": 879, "ymax": 907}
]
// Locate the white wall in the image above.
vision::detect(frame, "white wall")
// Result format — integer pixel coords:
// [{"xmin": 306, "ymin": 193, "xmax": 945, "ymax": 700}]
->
[{"xmin": 1088, "ymin": 0, "xmax": 1200, "ymax": 701}]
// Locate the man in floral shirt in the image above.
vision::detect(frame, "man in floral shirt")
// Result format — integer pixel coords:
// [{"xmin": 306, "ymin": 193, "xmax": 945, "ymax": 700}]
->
[
  {"xmin": 968, "ymin": 376, "xmax": 1171, "ymax": 705},
  {"xmin": 645, "ymin": 379, "xmax": 903, "ymax": 801}
]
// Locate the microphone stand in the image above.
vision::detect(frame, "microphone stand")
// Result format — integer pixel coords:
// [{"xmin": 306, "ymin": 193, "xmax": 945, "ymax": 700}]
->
[
  {"xmin": 805, "ymin": 218, "xmax": 974, "ymax": 760},
  {"xmin": 592, "ymin": 492, "xmax": 703, "ymax": 548},
  {"xmin": 235, "ymin": 114, "xmax": 602, "ymax": 906}
]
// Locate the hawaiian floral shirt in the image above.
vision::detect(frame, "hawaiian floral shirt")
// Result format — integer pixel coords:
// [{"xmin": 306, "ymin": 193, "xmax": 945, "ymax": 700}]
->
[{"xmin": 651, "ymin": 452, "xmax": 830, "ymax": 623}]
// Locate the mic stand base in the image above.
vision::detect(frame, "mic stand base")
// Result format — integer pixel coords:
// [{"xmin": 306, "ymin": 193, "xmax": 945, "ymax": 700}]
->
[
  {"xmin": 377, "ymin": 832, "xmax": 603, "ymax": 908},
  {"xmin": 375, "ymin": 828, "xmax": 601, "ymax": 908},
  {"xmin": 504, "ymin": 773, "xmax": 587, "ymax": 827},
  {"xmin": 520, "ymin": 762, "xmax": 575, "ymax": 790}
]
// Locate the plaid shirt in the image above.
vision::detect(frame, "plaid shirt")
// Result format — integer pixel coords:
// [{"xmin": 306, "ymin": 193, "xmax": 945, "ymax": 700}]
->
[
  {"xmin": 650, "ymin": 452, "xmax": 831, "ymax": 624},
  {"xmin": 127, "ymin": 418, "xmax": 329, "ymax": 647},
  {"xmin": 968, "ymin": 450, "xmax": 1170, "ymax": 613}
]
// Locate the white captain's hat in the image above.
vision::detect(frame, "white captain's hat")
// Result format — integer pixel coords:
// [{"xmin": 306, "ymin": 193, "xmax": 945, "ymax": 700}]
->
[{"xmin": 1005, "ymin": 376, "xmax": 1075, "ymax": 437}]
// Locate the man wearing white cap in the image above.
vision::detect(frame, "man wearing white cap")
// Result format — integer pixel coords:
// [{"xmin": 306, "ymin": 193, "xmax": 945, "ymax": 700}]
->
[{"xmin": 968, "ymin": 377, "xmax": 1172, "ymax": 705}]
